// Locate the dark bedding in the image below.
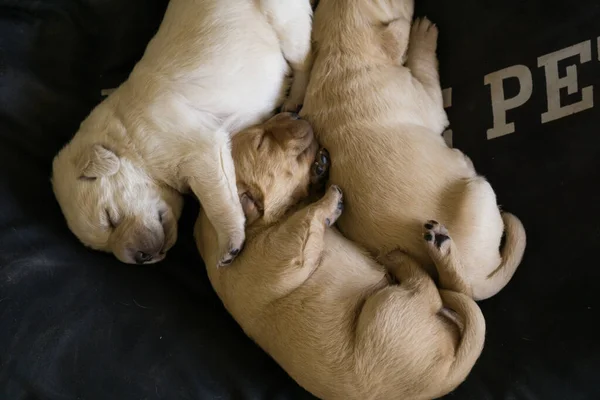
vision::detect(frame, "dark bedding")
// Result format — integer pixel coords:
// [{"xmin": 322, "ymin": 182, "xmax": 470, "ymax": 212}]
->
[{"xmin": 1, "ymin": 0, "xmax": 599, "ymax": 399}]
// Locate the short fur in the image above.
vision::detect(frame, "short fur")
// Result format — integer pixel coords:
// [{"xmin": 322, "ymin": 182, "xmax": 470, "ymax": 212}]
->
[
  {"xmin": 299, "ymin": 0, "xmax": 526, "ymax": 300},
  {"xmin": 195, "ymin": 113, "xmax": 486, "ymax": 400},
  {"xmin": 51, "ymin": 0, "xmax": 313, "ymax": 265}
]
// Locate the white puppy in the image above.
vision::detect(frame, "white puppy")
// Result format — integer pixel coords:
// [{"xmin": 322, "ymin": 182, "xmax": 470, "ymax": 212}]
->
[{"xmin": 51, "ymin": 0, "xmax": 314, "ymax": 265}]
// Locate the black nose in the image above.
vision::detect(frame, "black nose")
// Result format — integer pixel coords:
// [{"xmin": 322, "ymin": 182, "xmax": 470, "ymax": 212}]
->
[
  {"xmin": 289, "ymin": 112, "xmax": 300, "ymax": 120},
  {"xmin": 135, "ymin": 251, "xmax": 153, "ymax": 264}
]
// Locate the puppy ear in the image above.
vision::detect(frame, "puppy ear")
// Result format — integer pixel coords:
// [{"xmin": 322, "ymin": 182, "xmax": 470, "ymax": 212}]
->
[
  {"xmin": 271, "ymin": 123, "xmax": 312, "ymax": 154},
  {"xmin": 77, "ymin": 144, "xmax": 120, "ymax": 179}
]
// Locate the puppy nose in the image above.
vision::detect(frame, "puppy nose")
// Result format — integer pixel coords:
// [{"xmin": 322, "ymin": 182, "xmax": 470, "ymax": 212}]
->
[
  {"xmin": 289, "ymin": 112, "xmax": 300, "ymax": 120},
  {"xmin": 135, "ymin": 251, "xmax": 153, "ymax": 264}
]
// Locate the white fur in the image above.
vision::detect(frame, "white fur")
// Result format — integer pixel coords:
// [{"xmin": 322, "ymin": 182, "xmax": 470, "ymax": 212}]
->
[{"xmin": 52, "ymin": 0, "xmax": 314, "ymax": 265}]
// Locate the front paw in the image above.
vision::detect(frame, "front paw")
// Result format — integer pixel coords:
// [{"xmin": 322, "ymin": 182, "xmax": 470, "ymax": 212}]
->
[
  {"xmin": 319, "ymin": 185, "xmax": 343, "ymax": 227},
  {"xmin": 311, "ymin": 147, "xmax": 330, "ymax": 185},
  {"xmin": 410, "ymin": 17, "xmax": 438, "ymax": 52},
  {"xmin": 281, "ymin": 100, "xmax": 303, "ymax": 114},
  {"xmin": 217, "ymin": 229, "xmax": 245, "ymax": 267}
]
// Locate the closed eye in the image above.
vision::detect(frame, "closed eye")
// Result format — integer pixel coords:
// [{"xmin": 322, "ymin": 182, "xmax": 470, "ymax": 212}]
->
[
  {"xmin": 105, "ymin": 209, "xmax": 117, "ymax": 229},
  {"xmin": 256, "ymin": 133, "xmax": 266, "ymax": 150},
  {"xmin": 158, "ymin": 208, "xmax": 167, "ymax": 224}
]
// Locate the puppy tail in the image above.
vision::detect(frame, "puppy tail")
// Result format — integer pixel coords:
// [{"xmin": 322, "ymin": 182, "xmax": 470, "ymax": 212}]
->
[
  {"xmin": 475, "ymin": 212, "xmax": 527, "ymax": 300},
  {"xmin": 439, "ymin": 290, "xmax": 486, "ymax": 389}
]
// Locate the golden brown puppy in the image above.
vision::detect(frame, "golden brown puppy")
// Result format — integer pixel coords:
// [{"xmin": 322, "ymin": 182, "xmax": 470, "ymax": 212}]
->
[
  {"xmin": 300, "ymin": 0, "xmax": 526, "ymax": 300},
  {"xmin": 195, "ymin": 113, "xmax": 486, "ymax": 400}
]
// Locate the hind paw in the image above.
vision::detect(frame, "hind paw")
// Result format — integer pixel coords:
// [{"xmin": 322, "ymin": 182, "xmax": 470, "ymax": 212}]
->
[
  {"xmin": 316, "ymin": 185, "xmax": 343, "ymax": 227},
  {"xmin": 423, "ymin": 220, "xmax": 451, "ymax": 256}
]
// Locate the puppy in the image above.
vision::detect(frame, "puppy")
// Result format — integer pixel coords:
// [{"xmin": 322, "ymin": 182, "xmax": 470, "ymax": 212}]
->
[
  {"xmin": 51, "ymin": 0, "xmax": 313, "ymax": 265},
  {"xmin": 195, "ymin": 113, "xmax": 486, "ymax": 400},
  {"xmin": 300, "ymin": 0, "xmax": 526, "ymax": 300}
]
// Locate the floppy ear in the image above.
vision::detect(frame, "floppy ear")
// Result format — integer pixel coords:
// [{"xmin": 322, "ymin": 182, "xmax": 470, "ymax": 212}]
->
[
  {"xmin": 270, "ymin": 120, "xmax": 313, "ymax": 154},
  {"xmin": 77, "ymin": 144, "xmax": 120, "ymax": 179}
]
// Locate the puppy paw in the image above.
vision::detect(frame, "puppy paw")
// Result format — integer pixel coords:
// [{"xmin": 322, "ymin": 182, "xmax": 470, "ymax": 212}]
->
[
  {"xmin": 217, "ymin": 229, "xmax": 245, "ymax": 267},
  {"xmin": 281, "ymin": 99, "xmax": 303, "ymax": 114},
  {"xmin": 318, "ymin": 185, "xmax": 344, "ymax": 227},
  {"xmin": 423, "ymin": 220, "xmax": 451, "ymax": 256},
  {"xmin": 410, "ymin": 17, "xmax": 438, "ymax": 51},
  {"xmin": 311, "ymin": 148, "xmax": 330, "ymax": 185}
]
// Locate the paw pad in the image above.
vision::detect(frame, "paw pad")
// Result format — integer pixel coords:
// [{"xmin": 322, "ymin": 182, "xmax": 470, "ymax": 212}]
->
[
  {"xmin": 423, "ymin": 220, "xmax": 451, "ymax": 250},
  {"xmin": 321, "ymin": 185, "xmax": 343, "ymax": 227},
  {"xmin": 434, "ymin": 234, "xmax": 449, "ymax": 248}
]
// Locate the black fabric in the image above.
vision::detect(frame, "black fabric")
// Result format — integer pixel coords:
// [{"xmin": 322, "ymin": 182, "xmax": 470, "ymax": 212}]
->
[{"xmin": 0, "ymin": 0, "xmax": 598, "ymax": 399}]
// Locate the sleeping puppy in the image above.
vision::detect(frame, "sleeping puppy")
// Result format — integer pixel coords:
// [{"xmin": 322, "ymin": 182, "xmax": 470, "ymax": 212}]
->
[
  {"xmin": 51, "ymin": 0, "xmax": 313, "ymax": 266},
  {"xmin": 299, "ymin": 0, "xmax": 526, "ymax": 300},
  {"xmin": 195, "ymin": 113, "xmax": 486, "ymax": 400}
]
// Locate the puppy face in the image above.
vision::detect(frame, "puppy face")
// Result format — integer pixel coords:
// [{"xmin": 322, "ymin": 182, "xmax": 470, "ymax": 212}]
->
[
  {"xmin": 232, "ymin": 112, "xmax": 320, "ymax": 227},
  {"xmin": 52, "ymin": 143, "xmax": 183, "ymax": 264}
]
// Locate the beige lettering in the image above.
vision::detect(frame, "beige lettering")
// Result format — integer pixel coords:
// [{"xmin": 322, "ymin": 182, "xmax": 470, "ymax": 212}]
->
[
  {"xmin": 484, "ymin": 65, "xmax": 533, "ymax": 139},
  {"xmin": 538, "ymin": 40, "xmax": 593, "ymax": 124}
]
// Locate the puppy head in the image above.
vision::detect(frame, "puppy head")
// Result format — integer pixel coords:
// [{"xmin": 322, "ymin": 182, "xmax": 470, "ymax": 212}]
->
[
  {"xmin": 232, "ymin": 112, "xmax": 320, "ymax": 227},
  {"xmin": 52, "ymin": 141, "xmax": 183, "ymax": 265},
  {"xmin": 313, "ymin": 0, "xmax": 411, "ymax": 45},
  {"xmin": 315, "ymin": 0, "xmax": 408, "ymax": 20}
]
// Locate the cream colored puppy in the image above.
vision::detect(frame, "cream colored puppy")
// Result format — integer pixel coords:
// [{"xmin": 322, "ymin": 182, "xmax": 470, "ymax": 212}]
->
[
  {"xmin": 300, "ymin": 0, "xmax": 526, "ymax": 300},
  {"xmin": 195, "ymin": 113, "xmax": 486, "ymax": 400},
  {"xmin": 51, "ymin": 0, "xmax": 313, "ymax": 265}
]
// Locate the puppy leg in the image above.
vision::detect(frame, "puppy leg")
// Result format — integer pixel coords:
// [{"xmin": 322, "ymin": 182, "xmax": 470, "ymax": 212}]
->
[
  {"xmin": 407, "ymin": 18, "xmax": 441, "ymax": 101},
  {"xmin": 377, "ymin": 249, "xmax": 467, "ymax": 354},
  {"xmin": 423, "ymin": 220, "xmax": 473, "ymax": 297},
  {"xmin": 265, "ymin": 185, "xmax": 343, "ymax": 297},
  {"xmin": 406, "ymin": 18, "xmax": 448, "ymax": 132},
  {"xmin": 260, "ymin": 0, "xmax": 314, "ymax": 112},
  {"xmin": 377, "ymin": 250, "xmax": 442, "ymax": 305},
  {"xmin": 451, "ymin": 177, "xmax": 510, "ymax": 300},
  {"xmin": 184, "ymin": 135, "xmax": 245, "ymax": 268}
]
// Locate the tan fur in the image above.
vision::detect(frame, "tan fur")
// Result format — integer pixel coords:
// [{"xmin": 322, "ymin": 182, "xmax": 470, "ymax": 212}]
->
[
  {"xmin": 51, "ymin": 0, "xmax": 313, "ymax": 265},
  {"xmin": 299, "ymin": 0, "xmax": 526, "ymax": 300},
  {"xmin": 195, "ymin": 113, "xmax": 486, "ymax": 400}
]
